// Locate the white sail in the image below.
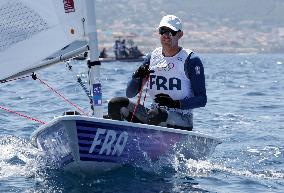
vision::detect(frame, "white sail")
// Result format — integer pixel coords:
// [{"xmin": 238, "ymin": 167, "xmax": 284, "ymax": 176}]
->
[{"xmin": 0, "ymin": 0, "xmax": 87, "ymax": 81}]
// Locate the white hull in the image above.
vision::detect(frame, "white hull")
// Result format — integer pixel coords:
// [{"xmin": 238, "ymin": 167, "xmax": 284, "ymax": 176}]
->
[{"xmin": 31, "ymin": 115, "xmax": 221, "ymax": 173}]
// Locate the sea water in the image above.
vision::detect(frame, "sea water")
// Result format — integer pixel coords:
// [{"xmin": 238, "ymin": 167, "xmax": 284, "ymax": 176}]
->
[{"xmin": 0, "ymin": 54, "xmax": 283, "ymax": 193}]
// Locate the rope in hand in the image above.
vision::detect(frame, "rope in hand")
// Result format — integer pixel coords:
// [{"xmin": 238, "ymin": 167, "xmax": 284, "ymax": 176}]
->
[
  {"xmin": 130, "ymin": 76, "xmax": 149, "ymax": 122},
  {"xmin": 142, "ymin": 79, "xmax": 150, "ymax": 107}
]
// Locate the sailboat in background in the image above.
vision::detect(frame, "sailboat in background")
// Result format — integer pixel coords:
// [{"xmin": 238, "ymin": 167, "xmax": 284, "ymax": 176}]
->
[{"xmin": 0, "ymin": 0, "xmax": 221, "ymax": 173}]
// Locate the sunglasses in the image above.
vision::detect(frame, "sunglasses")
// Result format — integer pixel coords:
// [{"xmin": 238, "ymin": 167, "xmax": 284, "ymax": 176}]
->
[{"xmin": 159, "ymin": 28, "xmax": 180, "ymax": 36}]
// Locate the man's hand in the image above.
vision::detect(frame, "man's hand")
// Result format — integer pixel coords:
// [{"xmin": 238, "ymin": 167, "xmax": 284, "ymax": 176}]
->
[
  {"xmin": 132, "ymin": 64, "xmax": 152, "ymax": 79},
  {"xmin": 154, "ymin": 93, "xmax": 181, "ymax": 108}
]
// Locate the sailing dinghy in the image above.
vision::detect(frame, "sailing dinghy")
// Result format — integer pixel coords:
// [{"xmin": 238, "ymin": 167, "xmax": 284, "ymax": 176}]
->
[{"xmin": 0, "ymin": 0, "xmax": 221, "ymax": 173}]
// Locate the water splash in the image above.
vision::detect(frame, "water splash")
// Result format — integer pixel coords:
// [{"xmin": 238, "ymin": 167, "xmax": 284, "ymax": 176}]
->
[
  {"xmin": 167, "ymin": 149, "xmax": 284, "ymax": 181},
  {"xmin": 0, "ymin": 135, "xmax": 43, "ymax": 179}
]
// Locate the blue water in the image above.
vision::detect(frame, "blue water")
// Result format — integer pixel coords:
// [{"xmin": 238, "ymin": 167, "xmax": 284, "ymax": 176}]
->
[{"xmin": 0, "ymin": 54, "xmax": 283, "ymax": 193}]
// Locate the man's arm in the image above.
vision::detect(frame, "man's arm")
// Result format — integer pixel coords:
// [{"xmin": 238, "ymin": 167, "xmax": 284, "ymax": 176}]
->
[
  {"xmin": 126, "ymin": 54, "xmax": 151, "ymax": 98},
  {"xmin": 126, "ymin": 78, "xmax": 141, "ymax": 98},
  {"xmin": 180, "ymin": 53, "xmax": 207, "ymax": 109}
]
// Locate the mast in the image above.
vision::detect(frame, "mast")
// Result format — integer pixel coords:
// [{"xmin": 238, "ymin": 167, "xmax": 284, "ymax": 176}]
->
[{"xmin": 84, "ymin": 0, "xmax": 103, "ymax": 117}]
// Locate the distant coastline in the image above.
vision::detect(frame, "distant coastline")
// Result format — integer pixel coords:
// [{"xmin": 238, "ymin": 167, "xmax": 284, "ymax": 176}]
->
[
  {"xmin": 97, "ymin": 29, "xmax": 284, "ymax": 54},
  {"xmin": 95, "ymin": 0, "xmax": 284, "ymax": 54}
]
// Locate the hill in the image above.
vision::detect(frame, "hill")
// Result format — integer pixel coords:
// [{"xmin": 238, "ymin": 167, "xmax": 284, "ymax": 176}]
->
[{"xmin": 95, "ymin": 0, "xmax": 284, "ymax": 53}]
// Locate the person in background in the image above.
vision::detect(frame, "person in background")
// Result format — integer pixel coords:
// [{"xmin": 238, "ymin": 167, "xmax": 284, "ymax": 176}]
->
[
  {"xmin": 119, "ymin": 39, "xmax": 129, "ymax": 58},
  {"xmin": 113, "ymin": 40, "xmax": 120, "ymax": 59},
  {"xmin": 99, "ymin": 47, "xmax": 108, "ymax": 58},
  {"xmin": 105, "ymin": 15, "xmax": 207, "ymax": 131}
]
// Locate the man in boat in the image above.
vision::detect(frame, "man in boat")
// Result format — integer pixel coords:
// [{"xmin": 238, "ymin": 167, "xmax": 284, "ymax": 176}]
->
[
  {"xmin": 113, "ymin": 40, "xmax": 120, "ymax": 59},
  {"xmin": 99, "ymin": 47, "xmax": 108, "ymax": 58},
  {"xmin": 119, "ymin": 39, "xmax": 129, "ymax": 58},
  {"xmin": 106, "ymin": 15, "xmax": 207, "ymax": 131},
  {"xmin": 128, "ymin": 46, "xmax": 143, "ymax": 58}
]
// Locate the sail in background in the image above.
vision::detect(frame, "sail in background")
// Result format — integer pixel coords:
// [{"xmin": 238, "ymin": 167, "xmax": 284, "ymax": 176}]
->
[{"xmin": 0, "ymin": 0, "xmax": 87, "ymax": 81}]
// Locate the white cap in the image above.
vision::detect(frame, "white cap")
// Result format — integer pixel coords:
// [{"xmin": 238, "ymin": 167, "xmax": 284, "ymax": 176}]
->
[{"xmin": 158, "ymin": 15, "xmax": 182, "ymax": 31}]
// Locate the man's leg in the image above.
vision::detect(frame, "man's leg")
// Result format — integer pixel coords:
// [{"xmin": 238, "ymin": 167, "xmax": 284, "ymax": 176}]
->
[
  {"xmin": 107, "ymin": 97, "xmax": 148, "ymax": 123},
  {"xmin": 147, "ymin": 108, "xmax": 168, "ymax": 125},
  {"xmin": 107, "ymin": 97, "xmax": 193, "ymax": 130}
]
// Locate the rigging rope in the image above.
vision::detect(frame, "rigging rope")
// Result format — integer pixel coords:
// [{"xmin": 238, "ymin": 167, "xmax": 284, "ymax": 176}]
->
[
  {"xmin": 0, "ymin": 75, "xmax": 31, "ymax": 83},
  {"xmin": 36, "ymin": 76, "xmax": 89, "ymax": 116},
  {"xmin": 130, "ymin": 77, "xmax": 149, "ymax": 122},
  {"xmin": 1, "ymin": 72, "xmax": 90, "ymax": 124},
  {"xmin": 65, "ymin": 62, "xmax": 92, "ymax": 102},
  {"xmin": 77, "ymin": 76, "xmax": 92, "ymax": 101},
  {"xmin": 142, "ymin": 79, "xmax": 149, "ymax": 107},
  {"xmin": 0, "ymin": 104, "xmax": 47, "ymax": 124},
  {"xmin": 0, "ymin": 74, "xmax": 47, "ymax": 124}
]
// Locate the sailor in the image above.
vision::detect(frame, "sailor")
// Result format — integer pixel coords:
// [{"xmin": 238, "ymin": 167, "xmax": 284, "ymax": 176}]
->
[{"xmin": 106, "ymin": 15, "xmax": 207, "ymax": 131}]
